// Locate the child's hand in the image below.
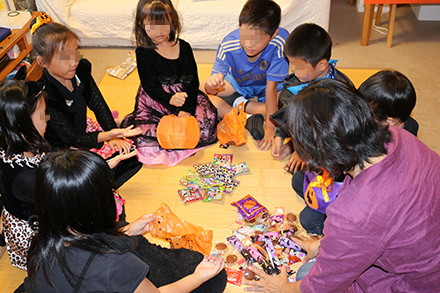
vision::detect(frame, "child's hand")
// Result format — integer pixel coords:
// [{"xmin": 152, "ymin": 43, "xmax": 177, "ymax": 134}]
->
[
  {"xmin": 257, "ymin": 125, "xmax": 275, "ymax": 151},
  {"xmin": 271, "ymin": 136, "xmax": 284, "ymax": 158},
  {"xmin": 170, "ymin": 92, "xmax": 187, "ymax": 107},
  {"xmin": 193, "ymin": 255, "xmax": 225, "ymax": 283},
  {"xmin": 178, "ymin": 110, "xmax": 191, "ymax": 118},
  {"xmin": 109, "ymin": 125, "xmax": 142, "ymax": 139},
  {"xmin": 286, "ymin": 151, "xmax": 306, "ymax": 173},
  {"xmin": 107, "ymin": 149, "xmax": 138, "ymax": 169},
  {"xmin": 122, "ymin": 214, "xmax": 156, "ymax": 236},
  {"xmin": 109, "ymin": 138, "xmax": 131, "ymax": 154},
  {"xmin": 205, "ymin": 74, "xmax": 225, "ymax": 94}
]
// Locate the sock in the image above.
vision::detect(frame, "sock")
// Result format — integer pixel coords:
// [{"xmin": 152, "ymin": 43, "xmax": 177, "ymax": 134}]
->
[
  {"xmin": 245, "ymin": 114, "xmax": 265, "ymax": 140},
  {"xmin": 232, "ymin": 96, "xmax": 248, "ymax": 108}
]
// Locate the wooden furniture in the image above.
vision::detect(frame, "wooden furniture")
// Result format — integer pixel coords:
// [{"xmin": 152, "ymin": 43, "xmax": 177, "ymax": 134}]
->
[
  {"xmin": 361, "ymin": 0, "xmax": 440, "ymax": 48},
  {"xmin": 0, "ymin": 11, "xmax": 42, "ymax": 81}
]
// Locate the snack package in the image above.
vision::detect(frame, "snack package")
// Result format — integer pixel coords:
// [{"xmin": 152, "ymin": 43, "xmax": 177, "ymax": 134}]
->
[
  {"xmin": 194, "ymin": 162, "xmax": 216, "ymax": 176},
  {"xmin": 147, "ymin": 203, "xmax": 213, "ymax": 254},
  {"xmin": 106, "ymin": 52, "xmax": 137, "ymax": 80},
  {"xmin": 231, "ymin": 195, "xmax": 269, "ymax": 221},
  {"xmin": 225, "ymin": 267, "xmax": 243, "ymax": 286},
  {"xmin": 213, "ymin": 153, "xmax": 233, "ymax": 167},
  {"xmin": 231, "ymin": 162, "xmax": 250, "ymax": 175},
  {"xmin": 178, "ymin": 188, "xmax": 204, "ymax": 205}
]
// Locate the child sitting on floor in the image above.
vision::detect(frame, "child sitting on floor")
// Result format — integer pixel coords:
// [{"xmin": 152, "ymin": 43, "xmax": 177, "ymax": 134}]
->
[
  {"xmin": 121, "ymin": 0, "xmax": 218, "ymax": 166},
  {"xmin": 202, "ymin": 0, "xmax": 289, "ymax": 151},
  {"xmin": 271, "ymin": 23, "xmax": 353, "ymax": 235},
  {"xmin": 358, "ymin": 69, "xmax": 418, "ymax": 136},
  {"xmin": 31, "ymin": 13, "xmax": 142, "ymax": 189},
  {"xmin": 26, "ymin": 149, "xmax": 226, "ymax": 292}
]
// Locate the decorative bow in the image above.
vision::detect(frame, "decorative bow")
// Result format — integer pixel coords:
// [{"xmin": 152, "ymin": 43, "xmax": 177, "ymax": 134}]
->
[{"xmin": 30, "ymin": 12, "xmax": 53, "ymax": 35}]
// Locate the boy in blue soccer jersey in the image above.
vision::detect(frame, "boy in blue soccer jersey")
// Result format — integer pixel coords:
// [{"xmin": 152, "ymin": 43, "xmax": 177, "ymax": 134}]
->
[{"xmin": 202, "ymin": 0, "xmax": 289, "ymax": 150}]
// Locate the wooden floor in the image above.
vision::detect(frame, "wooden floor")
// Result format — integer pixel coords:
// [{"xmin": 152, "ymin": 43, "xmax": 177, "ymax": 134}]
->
[{"xmin": 0, "ymin": 65, "xmax": 378, "ymax": 292}]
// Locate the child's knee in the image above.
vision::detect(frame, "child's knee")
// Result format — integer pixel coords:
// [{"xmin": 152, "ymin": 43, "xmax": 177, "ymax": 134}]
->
[{"xmin": 291, "ymin": 170, "xmax": 305, "ymax": 198}]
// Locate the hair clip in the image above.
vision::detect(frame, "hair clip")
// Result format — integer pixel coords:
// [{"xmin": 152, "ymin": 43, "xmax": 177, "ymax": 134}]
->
[{"xmin": 30, "ymin": 12, "xmax": 53, "ymax": 35}]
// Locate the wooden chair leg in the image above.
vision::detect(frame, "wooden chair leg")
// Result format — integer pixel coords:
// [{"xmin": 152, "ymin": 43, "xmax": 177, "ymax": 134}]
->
[
  {"xmin": 348, "ymin": 0, "xmax": 355, "ymax": 5},
  {"xmin": 375, "ymin": 4, "xmax": 383, "ymax": 26},
  {"xmin": 387, "ymin": 4, "xmax": 397, "ymax": 48},
  {"xmin": 361, "ymin": 4, "xmax": 374, "ymax": 46}
]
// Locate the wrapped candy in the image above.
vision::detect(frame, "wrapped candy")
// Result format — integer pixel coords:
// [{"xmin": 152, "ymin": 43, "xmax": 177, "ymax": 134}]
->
[
  {"xmin": 231, "ymin": 162, "xmax": 250, "ymax": 175},
  {"xmin": 231, "ymin": 195, "xmax": 269, "ymax": 221},
  {"xmin": 213, "ymin": 153, "xmax": 233, "ymax": 167},
  {"xmin": 178, "ymin": 188, "xmax": 204, "ymax": 205}
]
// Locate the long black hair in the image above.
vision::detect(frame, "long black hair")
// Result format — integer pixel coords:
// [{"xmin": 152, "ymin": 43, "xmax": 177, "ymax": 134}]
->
[
  {"xmin": 27, "ymin": 149, "xmax": 122, "ymax": 286},
  {"xmin": 286, "ymin": 79, "xmax": 392, "ymax": 177},
  {"xmin": 0, "ymin": 79, "xmax": 50, "ymax": 156}
]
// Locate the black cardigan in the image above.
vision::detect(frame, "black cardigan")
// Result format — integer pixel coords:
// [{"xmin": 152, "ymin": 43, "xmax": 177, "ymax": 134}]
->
[{"xmin": 41, "ymin": 59, "xmax": 117, "ymax": 150}]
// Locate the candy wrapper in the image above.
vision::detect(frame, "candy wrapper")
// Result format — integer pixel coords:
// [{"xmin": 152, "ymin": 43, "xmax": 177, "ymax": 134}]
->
[
  {"xmin": 231, "ymin": 195, "xmax": 269, "ymax": 221},
  {"xmin": 223, "ymin": 179, "xmax": 240, "ymax": 193},
  {"xmin": 225, "ymin": 267, "xmax": 243, "ymax": 286},
  {"xmin": 106, "ymin": 52, "xmax": 137, "ymax": 80},
  {"xmin": 212, "ymin": 165, "xmax": 236, "ymax": 183},
  {"xmin": 178, "ymin": 188, "xmax": 204, "ymax": 205},
  {"xmin": 213, "ymin": 153, "xmax": 233, "ymax": 167},
  {"xmin": 194, "ymin": 162, "xmax": 216, "ymax": 176},
  {"xmin": 231, "ymin": 162, "xmax": 250, "ymax": 175},
  {"xmin": 204, "ymin": 186, "xmax": 225, "ymax": 202}
]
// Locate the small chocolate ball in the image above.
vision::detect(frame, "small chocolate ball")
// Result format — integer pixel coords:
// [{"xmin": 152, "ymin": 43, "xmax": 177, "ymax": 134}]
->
[
  {"xmin": 226, "ymin": 254, "xmax": 238, "ymax": 264},
  {"xmin": 243, "ymin": 269, "xmax": 255, "ymax": 280},
  {"xmin": 215, "ymin": 242, "xmax": 227, "ymax": 251},
  {"xmin": 286, "ymin": 213, "xmax": 297, "ymax": 223}
]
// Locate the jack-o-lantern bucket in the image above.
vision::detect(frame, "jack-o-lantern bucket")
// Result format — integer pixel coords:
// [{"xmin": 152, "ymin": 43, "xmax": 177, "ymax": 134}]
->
[{"xmin": 157, "ymin": 114, "xmax": 200, "ymax": 149}]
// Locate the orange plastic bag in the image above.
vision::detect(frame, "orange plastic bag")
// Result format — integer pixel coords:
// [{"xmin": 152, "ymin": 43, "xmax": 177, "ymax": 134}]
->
[
  {"xmin": 147, "ymin": 203, "xmax": 213, "ymax": 255},
  {"xmin": 217, "ymin": 102, "xmax": 247, "ymax": 146},
  {"xmin": 157, "ymin": 114, "xmax": 200, "ymax": 149}
]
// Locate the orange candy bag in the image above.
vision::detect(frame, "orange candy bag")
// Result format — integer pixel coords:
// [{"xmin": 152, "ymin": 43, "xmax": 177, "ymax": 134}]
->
[
  {"xmin": 217, "ymin": 102, "xmax": 247, "ymax": 146},
  {"xmin": 147, "ymin": 203, "xmax": 213, "ymax": 255}
]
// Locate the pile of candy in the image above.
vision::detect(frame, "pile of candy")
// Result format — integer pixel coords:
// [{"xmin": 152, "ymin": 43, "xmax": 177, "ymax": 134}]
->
[
  {"xmin": 177, "ymin": 154, "xmax": 250, "ymax": 205},
  {"xmin": 211, "ymin": 195, "xmax": 306, "ymax": 286}
]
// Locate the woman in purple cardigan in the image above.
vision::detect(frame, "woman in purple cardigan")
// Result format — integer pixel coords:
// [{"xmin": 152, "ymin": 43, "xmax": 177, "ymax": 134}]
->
[{"xmin": 243, "ymin": 79, "xmax": 440, "ymax": 292}]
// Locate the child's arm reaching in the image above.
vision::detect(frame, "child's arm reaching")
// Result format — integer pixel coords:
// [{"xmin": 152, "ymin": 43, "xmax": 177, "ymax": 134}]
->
[
  {"xmin": 286, "ymin": 151, "xmax": 306, "ymax": 173},
  {"xmin": 204, "ymin": 73, "xmax": 225, "ymax": 95},
  {"xmin": 271, "ymin": 137, "xmax": 294, "ymax": 160},
  {"xmin": 134, "ymin": 255, "xmax": 225, "ymax": 293},
  {"xmin": 258, "ymin": 80, "xmax": 279, "ymax": 150}
]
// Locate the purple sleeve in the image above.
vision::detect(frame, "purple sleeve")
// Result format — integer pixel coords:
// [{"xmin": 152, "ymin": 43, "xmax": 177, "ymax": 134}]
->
[{"xmin": 300, "ymin": 211, "xmax": 385, "ymax": 292}]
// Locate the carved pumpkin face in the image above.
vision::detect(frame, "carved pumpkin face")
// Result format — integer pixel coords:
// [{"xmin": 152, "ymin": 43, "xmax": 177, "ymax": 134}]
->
[{"xmin": 157, "ymin": 114, "xmax": 200, "ymax": 149}]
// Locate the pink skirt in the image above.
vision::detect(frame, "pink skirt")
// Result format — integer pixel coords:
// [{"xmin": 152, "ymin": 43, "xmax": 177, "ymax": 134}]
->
[{"xmin": 122, "ymin": 84, "xmax": 218, "ymax": 166}]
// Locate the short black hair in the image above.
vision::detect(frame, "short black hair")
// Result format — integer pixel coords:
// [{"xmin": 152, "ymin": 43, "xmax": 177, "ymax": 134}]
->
[
  {"xmin": 284, "ymin": 23, "xmax": 332, "ymax": 67},
  {"xmin": 358, "ymin": 70, "xmax": 416, "ymax": 123},
  {"xmin": 239, "ymin": 0, "xmax": 281, "ymax": 36},
  {"xmin": 286, "ymin": 79, "xmax": 391, "ymax": 177}
]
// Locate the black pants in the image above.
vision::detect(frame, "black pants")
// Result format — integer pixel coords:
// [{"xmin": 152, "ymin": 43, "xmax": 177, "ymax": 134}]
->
[{"xmin": 111, "ymin": 156, "xmax": 143, "ymax": 189}]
